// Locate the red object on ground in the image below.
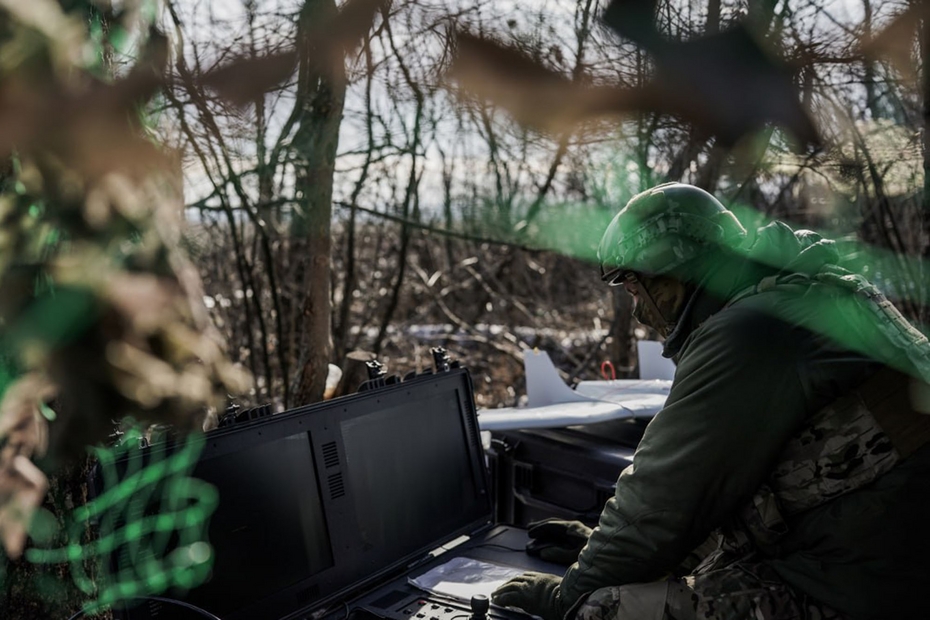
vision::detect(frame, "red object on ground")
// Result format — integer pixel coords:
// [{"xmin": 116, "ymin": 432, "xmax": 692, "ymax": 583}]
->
[{"xmin": 600, "ymin": 360, "xmax": 616, "ymax": 380}]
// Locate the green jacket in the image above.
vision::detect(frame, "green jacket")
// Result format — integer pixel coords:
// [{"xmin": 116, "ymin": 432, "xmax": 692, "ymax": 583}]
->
[{"xmin": 559, "ymin": 225, "xmax": 930, "ymax": 619}]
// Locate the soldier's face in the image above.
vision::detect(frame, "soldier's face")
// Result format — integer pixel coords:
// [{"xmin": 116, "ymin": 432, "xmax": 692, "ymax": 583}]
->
[{"xmin": 623, "ymin": 273, "xmax": 688, "ymax": 336}]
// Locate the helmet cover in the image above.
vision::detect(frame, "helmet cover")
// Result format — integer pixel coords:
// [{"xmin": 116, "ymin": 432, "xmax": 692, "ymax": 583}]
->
[{"xmin": 598, "ymin": 183, "xmax": 746, "ymax": 284}]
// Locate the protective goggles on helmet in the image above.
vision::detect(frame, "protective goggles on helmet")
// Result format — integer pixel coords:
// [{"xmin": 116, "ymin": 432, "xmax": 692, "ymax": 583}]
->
[{"xmin": 600, "ymin": 266, "xmax": 638, "ymax": 287}]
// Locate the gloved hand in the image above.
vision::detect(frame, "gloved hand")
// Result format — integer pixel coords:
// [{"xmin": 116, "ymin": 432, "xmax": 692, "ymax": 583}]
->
[
  {"xmin": 525, "ymin": 518, "xmax": 593, "ymax": 565},
  {"xmin": 492, "ymin": 572, "xmax": 567, "ymax": 620}
]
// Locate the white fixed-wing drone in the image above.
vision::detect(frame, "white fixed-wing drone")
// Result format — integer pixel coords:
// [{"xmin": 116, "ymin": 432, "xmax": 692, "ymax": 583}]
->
[{"xmin": 477, "ymin": 344, "xmax": 673, "ymax": 431}]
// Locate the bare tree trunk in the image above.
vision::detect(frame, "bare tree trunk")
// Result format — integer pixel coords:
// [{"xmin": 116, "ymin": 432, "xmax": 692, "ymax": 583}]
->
[
  {"xmin": 921, "ymin": 6, "xmax": 930, "ymax": 325},
  {"xmin": 706, "ymin": 0, "xmax": 720, "ymax": 34},
  {"xmin": 334, "ymin": 42, "xmax": 375, "ymax": 362},
  {"xmin": 250, "ymin": 1, "xmax": 276, "ymax": 230},
  {"xmin": 292, "ymin": 0, "xmax": 347, "ymax": 405},
  {"xmin": 863, "ymin": 0, "xmax": 876, "ymax": 116},
  {"xmin": 372, "ymin": 19, "xmax": 424, "ymax": 356},
  {"xmin": 609, "ymin": 287, "xmax": 636, "ymax": 377}
]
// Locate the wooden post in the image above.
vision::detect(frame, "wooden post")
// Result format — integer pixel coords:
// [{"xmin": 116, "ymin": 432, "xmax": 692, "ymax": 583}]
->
[{"xmin": 335, "ymin": 350, "xmax": 377, "ymax": 397}]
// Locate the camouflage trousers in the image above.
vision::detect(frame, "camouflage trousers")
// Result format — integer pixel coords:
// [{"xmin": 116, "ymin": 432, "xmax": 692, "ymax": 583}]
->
[{"xmin": 572, "ymin": 562, "xmax": 846, "ymax": 620}]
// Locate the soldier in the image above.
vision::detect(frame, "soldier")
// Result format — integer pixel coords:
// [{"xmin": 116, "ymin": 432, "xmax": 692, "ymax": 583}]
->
[{"xmin": 492, "ymin": 183, "xmax": 930, "ymax": 620}]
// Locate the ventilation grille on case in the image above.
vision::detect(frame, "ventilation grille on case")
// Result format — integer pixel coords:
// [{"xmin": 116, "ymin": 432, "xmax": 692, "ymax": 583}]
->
[
  {"xmin": 297, "ymin": 583, "xmax": 320, "ymax": 604},
  {"xmin": 322, "ymin": 441, "xmax": 340, "ymax": 468},
  {"xmin": 462, "ymin": 390, "xmax": 480, "ymax": 452},
  {"xmin": 328, "ymin": 472, "xmax": 345, "ymax": 499}
]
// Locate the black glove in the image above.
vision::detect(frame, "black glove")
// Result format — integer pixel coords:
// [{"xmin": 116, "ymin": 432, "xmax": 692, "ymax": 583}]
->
[
  {"xmin": 492, "ymin": 572, "xmax": 567, "ymax": 620},
  {"xmin": 525, "ymin": 518, "xmax": 593, "ymax": 565}
]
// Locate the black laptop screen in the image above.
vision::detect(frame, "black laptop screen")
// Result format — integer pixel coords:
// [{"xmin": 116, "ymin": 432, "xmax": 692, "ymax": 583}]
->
[
  {"xmin": 185, "ymin": 431, "xmax": 333, "ymax": 617},
  {"xmin": 340, "ymin": 390, "xmax": 481, "ymax": 561}
]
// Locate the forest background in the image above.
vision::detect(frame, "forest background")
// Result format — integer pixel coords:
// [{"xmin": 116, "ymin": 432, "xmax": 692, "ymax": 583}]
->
[
  {"xmin": 0, "ymin": 0, "xmax": 927, "ymax": 616},
  {"xmin": 170, "ymin": 0, "xmax": 930, "ymax": 409}
]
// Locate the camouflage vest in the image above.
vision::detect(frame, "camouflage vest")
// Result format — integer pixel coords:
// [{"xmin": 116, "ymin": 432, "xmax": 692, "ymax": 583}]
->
[{"xmin": 710, "ymin": 268, "xmax": 930, "ymax": 560}]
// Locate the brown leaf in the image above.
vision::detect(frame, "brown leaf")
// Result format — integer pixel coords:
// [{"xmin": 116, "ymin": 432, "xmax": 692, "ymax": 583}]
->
[
  {"xmin": 0, "ymin": 455, "xmax": 48, "ymax": 559},
  {"xmin": 196, "ymin": 0, "xmax": 385, "ymax": 106},
  {"xmin": 648, "ymin": 25, "xmax": 819, "ymax": 147},
  {"xmin": 103, "ymin": 273, "xmax": 180, "ymax": 334},
  {"xmin": 861, "ymin": 4, "xmax": 926, "ymax": 81},
  {"xmin": 327, "ymin": 0, "xmax": 389, "ymax": 53},
  {"xmin": 199, "ymin": 51, "xmax": 299, "ymax": 107},
  {"xmin": 450, "ymin": 6, "xmax": 819, "ymax": 148},
  {"xmin": 0, "ymin": 28, "xmax": 172, "ymax": 182},
  {"xmin": 448, "ymin": 32, "xmax": 653, "ymax": 133},
  {"xmin": 0, "ymin": 373, "xmax": 56, "ymax": 461},
  {"xmin": 601, "ymin": 0, "xmax": 819, "ymax": 148},
  {"xmin": 0, "ymin": 81, "xmax": 172, "ymax": 183},
  {"xmin": 452, "ymin": 32, "xmax": 572, "ymax": 93}
]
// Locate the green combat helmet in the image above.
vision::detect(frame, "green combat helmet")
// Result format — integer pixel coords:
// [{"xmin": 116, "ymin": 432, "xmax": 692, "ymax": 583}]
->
[{"xmin": 598, "ymin": 183, "xmax": 746, "ymax": 284}]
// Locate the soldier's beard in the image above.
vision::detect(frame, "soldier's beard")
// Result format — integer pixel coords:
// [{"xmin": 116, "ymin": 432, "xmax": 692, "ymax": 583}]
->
[{"xmin": 631, "ymin": 275, "xmax": 689, "ymax": 338}]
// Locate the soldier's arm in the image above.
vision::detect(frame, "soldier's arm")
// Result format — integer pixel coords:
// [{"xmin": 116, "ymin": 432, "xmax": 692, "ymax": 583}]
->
[{"xmin": 559, "ymin": 309, "xmax": 809, "ymax": 604}]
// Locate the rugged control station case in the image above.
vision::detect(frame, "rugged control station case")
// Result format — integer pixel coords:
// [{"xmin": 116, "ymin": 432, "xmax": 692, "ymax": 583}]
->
[{"xmin": 90, "ymin": 360, "xmax": 562, "ymax": 620}]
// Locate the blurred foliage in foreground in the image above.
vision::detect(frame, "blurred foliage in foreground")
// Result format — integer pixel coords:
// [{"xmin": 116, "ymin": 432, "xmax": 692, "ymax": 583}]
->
[
  {"xmin": 0, "ymin": 1, "xmax": 249, "ymax": 612},
  {"xmin": 24, "ymin": 427, "xmax": 215, "ymax": 616}
]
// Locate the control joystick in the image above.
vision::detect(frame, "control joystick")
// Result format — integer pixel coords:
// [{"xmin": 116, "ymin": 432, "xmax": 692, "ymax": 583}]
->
[{"xmin": 470, "ymin": 595, "xmax": 490, "ymax": 620}]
